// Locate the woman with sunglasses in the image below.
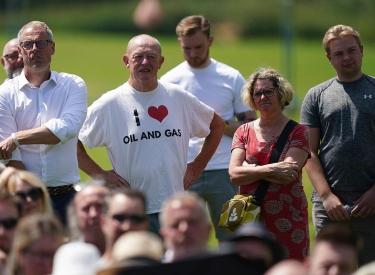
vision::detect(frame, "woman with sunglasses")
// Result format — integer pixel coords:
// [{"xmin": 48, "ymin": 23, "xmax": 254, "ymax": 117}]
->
[
  {"xmin": 0, "ymin": 168, "xmax": 52, "ymax": 216},
  {"xmin": 229, "ymin": 68, "xmax": 311, "ymax": 261}
]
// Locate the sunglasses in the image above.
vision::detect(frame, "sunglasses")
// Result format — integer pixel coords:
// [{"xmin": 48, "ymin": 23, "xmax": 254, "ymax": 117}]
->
[
  {"xmin": 3, "ymin": 51, "xmax": 19, "ymax": 61},
  {"xmin": 111, "ymin": 213, "xmax": 147, "ymax": 224},
  {"xmin": 13, "ymin": 187, "xmax": 43, "ymax": 202},
  {"xmin": 0, "ymin": 218, "xmax": 18, "ymax": 229},
  {"xmin": 20, "ymin": 40, "xmax": 52, "ymax": 50}
]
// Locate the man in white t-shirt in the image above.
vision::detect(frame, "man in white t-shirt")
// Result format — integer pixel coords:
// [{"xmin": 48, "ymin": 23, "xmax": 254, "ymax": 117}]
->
[
  {"xmin": 77, "ymin": 34, "xmax": 225, "ymax": 234},
  {"xmin": 160, "ymin": 15, "xmax": 257, "ymax": 241}
]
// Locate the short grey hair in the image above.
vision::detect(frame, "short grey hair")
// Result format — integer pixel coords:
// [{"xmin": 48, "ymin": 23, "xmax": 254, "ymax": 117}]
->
[{"xmin": 18, "ymin": 21, "xmax": 54, "ymax": 44}]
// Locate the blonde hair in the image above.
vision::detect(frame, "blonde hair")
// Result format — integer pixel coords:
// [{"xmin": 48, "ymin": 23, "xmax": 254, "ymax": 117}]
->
[
  {"xmin": 7, "ymin": 214, "xmax": 64, "ymax": 275},
  {"xmin": 0, "ymin": 169, "xmax": 53, "ymax": 215},
  {"xmin": 176, "ymin": 15, "xmax": 211, "ymax": 38},
  {"xmin": 242, "ymin": 67, "xmax": 293, "ymax": 111},
  {"xmin": 322, "ymin": 24, "xmax": 361, "ymax": 55}
]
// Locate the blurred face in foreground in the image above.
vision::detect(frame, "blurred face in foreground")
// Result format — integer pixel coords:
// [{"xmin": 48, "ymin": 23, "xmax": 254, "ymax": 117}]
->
[
  {"xmin": 75, "ymin": 185, "xmax": 108, "ymax": 232},
  {"xmin": 307, "ymin": 241, "xmax": 357, "ymax": 275},
  {"xmin": 12, "ymin": 179, "xmax": 43, "ymax": 216},
  {"xmin": 160, "ymin": 198, "xmax": 211, "ymax": 260},
  {"xmin": 19, "ymin": 235, "xmax": 62, "ymax": 275},
  {"xmin": 0, "ymin": 202, "xmax": 19, "ymax": 254},
  {"xmin": 103, "ymin": 194, "xmax": 149, "ymax": 245}
]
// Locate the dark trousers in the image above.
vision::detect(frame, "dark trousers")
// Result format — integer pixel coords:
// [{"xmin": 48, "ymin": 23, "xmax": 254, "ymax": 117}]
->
[{"xmin": 50, "ymin": 188, "xmax": 76, "ymax": 227}]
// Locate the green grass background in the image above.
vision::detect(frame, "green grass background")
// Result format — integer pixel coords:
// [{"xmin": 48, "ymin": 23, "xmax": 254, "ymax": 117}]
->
[{"xmin": 2, "ymin": 32, "xmax": 375, "ymax": 251}]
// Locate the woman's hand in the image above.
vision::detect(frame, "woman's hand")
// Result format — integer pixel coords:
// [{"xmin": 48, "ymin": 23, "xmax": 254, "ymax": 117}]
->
[{"xmin": 263, "ymin": 161, "xmax": 299, "ymax": 185}]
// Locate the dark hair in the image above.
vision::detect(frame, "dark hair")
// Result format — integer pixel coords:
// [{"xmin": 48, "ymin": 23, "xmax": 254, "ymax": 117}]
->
[
  {"xmin": 103, "ymin": 189, "xmax": 147, "ymax": 213},
  {"xmin": 316, "ymin": 224, "xmax": 362, "ymax": 250}
]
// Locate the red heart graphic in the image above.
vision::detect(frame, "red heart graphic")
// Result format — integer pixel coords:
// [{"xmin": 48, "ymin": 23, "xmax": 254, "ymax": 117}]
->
[{"xmin": 148, "ymin": 105, "xmax": 168, "ymax": 123}]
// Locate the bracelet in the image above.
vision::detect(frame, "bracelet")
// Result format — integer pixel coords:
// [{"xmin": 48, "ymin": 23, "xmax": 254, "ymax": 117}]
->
[{"xmin": 11, "ymin": 133, "xmax": 20, "ymax": 147}]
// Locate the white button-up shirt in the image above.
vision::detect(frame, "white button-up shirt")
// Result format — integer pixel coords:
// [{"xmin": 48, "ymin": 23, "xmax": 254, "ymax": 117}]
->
[{"xmin": 0, "ymin": 71, "xmax": 87, "ymax": 187}]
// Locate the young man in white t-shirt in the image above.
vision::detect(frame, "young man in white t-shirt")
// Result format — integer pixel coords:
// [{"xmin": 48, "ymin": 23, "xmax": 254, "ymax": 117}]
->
[{"xmin": 161, "ymin": 15, "xmax": 257, "ymax": 241}]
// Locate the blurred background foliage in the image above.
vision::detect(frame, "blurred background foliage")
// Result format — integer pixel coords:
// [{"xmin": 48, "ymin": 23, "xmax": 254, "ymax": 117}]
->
[{"xmin": 1, "ymin": 0, "xmax": 375, "ymax": 42}]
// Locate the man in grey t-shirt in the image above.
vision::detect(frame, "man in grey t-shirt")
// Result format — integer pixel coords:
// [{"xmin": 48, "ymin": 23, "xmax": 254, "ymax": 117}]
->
[{"xmin": 300, "ymin": 24, "xmax": 375, "ymax": 266}]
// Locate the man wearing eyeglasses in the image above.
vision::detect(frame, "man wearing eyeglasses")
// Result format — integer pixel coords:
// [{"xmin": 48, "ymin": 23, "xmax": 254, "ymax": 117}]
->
[
  {"xmin": 160, "ymin": 15, "xmax": 257, "ymax": 242},
  {"xmin": 100, "ymin": 189, "xmax": 149, "ymax": 264},
  {"xmin": 1, "ymin": 38, "xmax": 24, "ymax": 82},
  {"xmin": 0, "ymin": 21, "xmax": 87, "ymax": 226},
  {"xmin": 0, "ymin": 192, "xmax": 22, "ymax": 263}
]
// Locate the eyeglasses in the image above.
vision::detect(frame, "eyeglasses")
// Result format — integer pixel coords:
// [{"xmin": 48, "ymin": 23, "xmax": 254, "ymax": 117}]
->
[
  {"xmin": 12, "ymin": 187, "xmax": 43, "ymax": 202},
  {"xmin": 252, "ymin": 88, "xmax": 276, "ymax": 100},
  {"xmin": 3, "ymin": 51, "xmax": 19, "ymax": 61},
  {"xmin": 20, "ymin": 40, "xmax": 52, "ymax": 50},
  {"xmin": 0, "ymin": 218, "xmax": 18, "ymax": 229},
  {"xmin": 111, "ymin": 213, "xmax": 147, "ymax": 224}
]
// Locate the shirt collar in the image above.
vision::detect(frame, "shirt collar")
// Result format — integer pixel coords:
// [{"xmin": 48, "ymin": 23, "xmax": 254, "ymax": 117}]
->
[{"xmin": 18, "ymin": 70, "xmax": 57, "ymax": 89}]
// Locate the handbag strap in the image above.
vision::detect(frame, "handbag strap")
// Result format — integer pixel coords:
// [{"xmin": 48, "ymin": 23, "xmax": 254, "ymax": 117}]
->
[{"xmin": 251, "ymin": 119, "xmax": 298, "ymax": 206}]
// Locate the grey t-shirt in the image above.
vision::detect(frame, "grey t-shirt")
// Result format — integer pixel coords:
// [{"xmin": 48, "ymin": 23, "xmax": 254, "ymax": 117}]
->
[{"xmin": 300, "ymin": 74, "xmax": 375, "ymax": 191}]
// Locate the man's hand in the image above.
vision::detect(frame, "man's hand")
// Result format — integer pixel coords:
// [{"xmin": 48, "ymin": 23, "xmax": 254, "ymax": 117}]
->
[
  {"xmin": 323, "ymin": 193, "xmax": 350, "ymax": 221},
  {"xmin": 0, "ymin": 136, "xmax": 17, "ymax": 160},
  {"xmin": 102, "ymin": 169, "xmax": 131, "ymax": 189},
  {"xmin": 352, "ymin": 186, "xmax": 375, "ymax": 218},
  {"xmin": 183, "ymin": 162, "xmax": 204, "ymax": 190}
]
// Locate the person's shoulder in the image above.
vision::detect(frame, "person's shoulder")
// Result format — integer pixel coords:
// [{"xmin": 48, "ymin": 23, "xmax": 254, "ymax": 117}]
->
[
  {"xmin": 98, "ymin": 84, "xmax": 126, "ymax": 101},
  {"xmin": 211, "ymin": 59, "xmax": 242, "ymax": 74},
  {"xmin": 88, "ymin": 84, "xmax": 127, "ymax": 110},
  {"xmin": 53, "ymin": 71, "xmax": 86, "ymax": 84},
  {"xmin": 0, "ymin": 77, "xmax": 18, "ymax": 95},
  {"xmin": 158, "ymin": 80, "xmax": 184, "ymax": 92},
  {"xmin": 160, "ymin": 62, "xmax": 189, "ymax": 80},
  {"xmin": 363, "ymin": 74, "xmax": 375, "ymax": 85},
  {"xmin": 307, "ymin": 77, "xmax": 336, "ymax": 95}
]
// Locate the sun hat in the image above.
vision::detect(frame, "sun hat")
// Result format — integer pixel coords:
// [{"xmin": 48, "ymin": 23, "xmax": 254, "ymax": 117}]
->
[{"xmin": 51, "ymin": 242, "xmax": 101, "ymax": 275}]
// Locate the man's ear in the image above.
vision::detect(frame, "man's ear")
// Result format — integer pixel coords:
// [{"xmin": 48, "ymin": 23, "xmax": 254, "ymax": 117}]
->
[
  {"xmin": 326, "ymin": 53, "xmax": 331, "ymax": 64},
  {"xmin": 159, "ymin": 56, "xmax": 164, "ymax": 69},
  {"xmin": 123, "ymin": 55, "xmax": 130, "ymax": 68},
  {"xmin": 50, "ymin": 42, "xmax": 56, "ymax": 55},
  {"xmin": 208, "ymin": 36, "xmax": 214, "ymax": 47}
]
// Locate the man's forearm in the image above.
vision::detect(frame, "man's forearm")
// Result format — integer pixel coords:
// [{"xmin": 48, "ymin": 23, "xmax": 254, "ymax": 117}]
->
[
  {"xmin": 193, "ymin": 112, "xmax": 225, "ymax": 169},
  {"xmin": 305, "ymin": 152, "xmax": 333, "ymax": 200},
  {"xmin": 77, "ymin": 140, "xmax": 105, "ymax": 178},
  {"xmin": 15, "ymin": 126, "xmax": 60, "ymax": 145}
]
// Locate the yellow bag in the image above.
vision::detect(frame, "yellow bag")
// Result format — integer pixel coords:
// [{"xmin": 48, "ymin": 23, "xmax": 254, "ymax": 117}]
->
[{"xmin": 218, "ymin": 194, "xmax": 261, "ymax": 234}]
